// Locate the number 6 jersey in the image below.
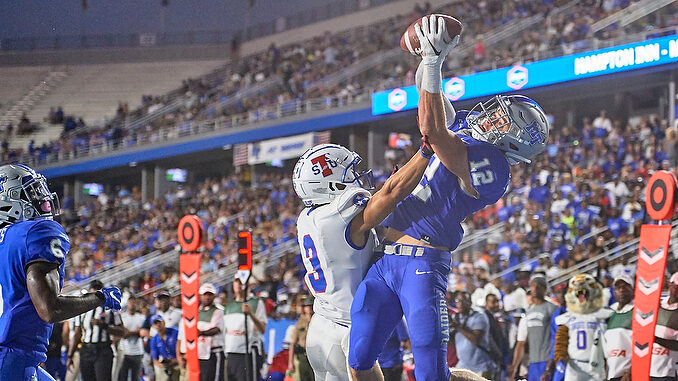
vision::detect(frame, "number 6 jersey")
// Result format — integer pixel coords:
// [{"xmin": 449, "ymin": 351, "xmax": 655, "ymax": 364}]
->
[
  {"xmin": 383, "ymin": 111, "xmax": 511, "ymax": 250},
  {"xmin": 295, "ymin": 187, "xmax": 377, "ymax": 325}
]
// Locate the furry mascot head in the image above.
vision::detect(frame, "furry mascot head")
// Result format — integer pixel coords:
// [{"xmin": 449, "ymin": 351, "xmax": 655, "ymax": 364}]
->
[{"xmin": 565, "ymin": 273, "xmax": 605, "ymax": 314}]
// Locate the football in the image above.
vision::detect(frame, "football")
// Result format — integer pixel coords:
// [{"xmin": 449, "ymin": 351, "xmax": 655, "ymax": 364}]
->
[{"xmin": 400, "ymin": 14, "xmax": 463, "ymax": 56}]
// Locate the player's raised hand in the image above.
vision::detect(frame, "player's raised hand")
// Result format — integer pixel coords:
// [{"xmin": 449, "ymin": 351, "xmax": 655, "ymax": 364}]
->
[
  {"xmin": 414, "ymin": 15, "xmax": 459, "ymax": 66},
  {"xmin": 97, "ymin": 286, "xmax": 122, "ymax": 310}
]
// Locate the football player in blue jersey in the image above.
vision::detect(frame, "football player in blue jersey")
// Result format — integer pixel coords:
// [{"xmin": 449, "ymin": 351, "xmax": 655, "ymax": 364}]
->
[
  {"xmin": 0, "ymin": 164, "xmax": 122, "ymax": 381},
  {"xmin": 348, "ymin": 15, "xmax": 549, "ymax": 381}
]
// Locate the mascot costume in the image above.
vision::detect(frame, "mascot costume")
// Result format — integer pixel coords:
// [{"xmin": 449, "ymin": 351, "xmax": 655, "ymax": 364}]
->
[{"xmin": 548, "ymin": 274, "xmax": 613, "ymax": 381}]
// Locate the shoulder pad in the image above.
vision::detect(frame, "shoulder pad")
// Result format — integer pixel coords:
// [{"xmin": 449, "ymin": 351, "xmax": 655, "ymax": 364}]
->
[{"xmin": 332, "ymin": 188, "xmax": 371, "ymax": 222}]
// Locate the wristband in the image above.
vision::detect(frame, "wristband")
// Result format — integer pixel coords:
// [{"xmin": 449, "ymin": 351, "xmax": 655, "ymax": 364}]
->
[
  {"xmin": 420, "ymin": 135, "xmax": 434, "ymax": 159},
  {"xmin": 419, "ymin": 63, "xmax": 442, "ymax": 94}
]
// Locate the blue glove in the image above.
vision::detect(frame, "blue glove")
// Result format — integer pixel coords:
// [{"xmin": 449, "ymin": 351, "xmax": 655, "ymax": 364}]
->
[{"xmin": 97, "ymin": 286, "xmax": 122, "ymax": 310}]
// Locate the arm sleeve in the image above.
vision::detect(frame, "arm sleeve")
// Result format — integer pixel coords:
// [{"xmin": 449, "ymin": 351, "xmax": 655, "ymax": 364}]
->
[
  {"xmin": 516, "ymin": 316, "xmax": 527, "ymax": 342},
  {"xmin": 25, "ymin": 220, "xmax": 70, "ymax": 268}
]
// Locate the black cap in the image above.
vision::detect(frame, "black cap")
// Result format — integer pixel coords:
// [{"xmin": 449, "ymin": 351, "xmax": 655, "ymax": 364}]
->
[{"xmin": 89, "ymin": 280, "xmax": 104, "ymax": 291}]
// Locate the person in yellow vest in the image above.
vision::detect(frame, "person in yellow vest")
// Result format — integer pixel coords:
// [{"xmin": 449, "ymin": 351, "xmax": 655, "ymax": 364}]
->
[{"xmin": 224, "ymin": 275, "xmax": 268, "ymax": 381}]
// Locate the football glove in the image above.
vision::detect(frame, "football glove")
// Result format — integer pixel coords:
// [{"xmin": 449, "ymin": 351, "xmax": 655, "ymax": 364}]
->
[
  {"xmin": 97, "ymin": 286, "xmax": 122, "ymax": 310},
  {"xmin": 414, "ymin": 15, "xmax": 459, "ymax": 93}
]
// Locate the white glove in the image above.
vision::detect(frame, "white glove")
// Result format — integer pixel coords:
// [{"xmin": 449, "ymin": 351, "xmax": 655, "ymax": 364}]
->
[{"xmin": 414, "ymin": 15, "xmax": 460, "ymax": 93}]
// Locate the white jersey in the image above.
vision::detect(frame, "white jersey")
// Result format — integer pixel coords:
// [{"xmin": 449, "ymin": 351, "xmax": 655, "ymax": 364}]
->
[
  {"xmin": 296, "ymin": 187, "xmax": 377, "ymax": 325},
  {"xmin": 555, "ymin": 308, "xmax": 613, "ymax": 381}
]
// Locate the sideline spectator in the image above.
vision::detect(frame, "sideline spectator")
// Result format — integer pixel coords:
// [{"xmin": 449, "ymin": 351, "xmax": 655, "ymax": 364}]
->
[
  {"xmin": 651, "ymin": 273, "xmax": 678, "ymax": 380},
  {"xmin": 509, "ymin": 274, "xmax": 556, "ymax": 381},
  {"xmin": 451, "ymin": 291, "xmax": 498, "ymax": 379},
  {"xmin": 119, "ymin": 295, "xmax": 147, "ymax": 381},
  {"xmin": 604, "ymin": 274, "xmax": 634, "ymax": 381},
  {"xmin": 225, "ymin": 277, "xmax": 268, "ymax": 381},
  {"xmin": 197, "ymin": 283, "xmax": 225, "ymax": 381},
  {"xmin": 154, "ymin": 291, "xmax": 182, "ymax": 328},
  {"xmin": 150, "ymin": 315, "xmax": 180, "ymax": 381},
  {"xmin": 484, "ymin": 293, "xmax": 510, "ymax": 380},
  {"xmin": 288, "ymin": 295, "xmax": 315, "ymax": 381}
]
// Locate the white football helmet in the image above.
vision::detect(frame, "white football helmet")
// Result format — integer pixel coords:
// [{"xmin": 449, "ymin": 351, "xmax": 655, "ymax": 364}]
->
[
  {"xmin": 466, "ymin": 95, "xmax": 549, "ymax": 164},
  {"xmin": 0, "ymin": 163, "xmax": 60, "ymax": 228},
  {"xmin": 293, "ymin": 144, "xmax": 375, "ymax": 207}
]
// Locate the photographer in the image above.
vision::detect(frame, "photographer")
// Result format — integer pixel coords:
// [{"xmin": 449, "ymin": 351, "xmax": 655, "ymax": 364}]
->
[
  {"xmin": 450, "ymin": 291, "xmax": 498, "ymax": 380},
  {"xmin": 149, "ymin": 315, "xmax": 180, "ymax": 381}
]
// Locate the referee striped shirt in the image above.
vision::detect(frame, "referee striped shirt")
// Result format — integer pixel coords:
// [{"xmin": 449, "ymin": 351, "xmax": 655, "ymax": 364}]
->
[{"xmin": 75, "ymin": 306, "xmax": 123, "ymax": 344}]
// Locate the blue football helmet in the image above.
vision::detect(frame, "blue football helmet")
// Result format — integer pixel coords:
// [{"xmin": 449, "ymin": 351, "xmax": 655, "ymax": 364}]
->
[
  {"xmin": 0, "ymin": 164, "xmax": 60, "ymax": 227},
  {"xmin": 466, "ymin": 95, "xmax": 549, "ymax": 164}
]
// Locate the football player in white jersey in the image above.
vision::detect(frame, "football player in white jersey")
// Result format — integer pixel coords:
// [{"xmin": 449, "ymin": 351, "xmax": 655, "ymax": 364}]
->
[{"xmin": 292, "ymin": 140, "xmax": 434, "ymax": 381}]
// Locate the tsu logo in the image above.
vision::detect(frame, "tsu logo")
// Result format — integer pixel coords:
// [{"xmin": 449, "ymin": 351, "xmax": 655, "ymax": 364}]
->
[
  {"xmin": 444, "ymin": 77, "xmax": 465, "ymax": 101},
  {"xmin": 388, "ymin": 88, "xmax": 407, "ymax": 111},
  {"xmin": 507, "ymin": 65, "xmax": 528, "ymax": 90},
  {"xmin": 310, "ymin": 154, "xmax": 338, "ymax": 177}
]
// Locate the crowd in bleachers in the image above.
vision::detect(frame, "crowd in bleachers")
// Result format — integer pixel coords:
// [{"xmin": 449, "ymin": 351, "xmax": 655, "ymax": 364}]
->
[{"xmin": 7, "ymin": 0, "xmax": 677, "ymax": 166}]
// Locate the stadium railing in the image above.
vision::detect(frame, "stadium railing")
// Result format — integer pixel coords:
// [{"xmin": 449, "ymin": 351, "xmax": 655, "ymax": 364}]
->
[
  {"xmin": 137, "ymin": 239, "xmax": 299, "ymax": 297},
  {"xmin": 28, "ymin": 92, "xmax": 371, "ymax": 167},
  {"xmin": 487, "ymin": 224, "xmax": 613, "ymax": 283},
  {"xmin": 590, "ymin": 0, "xmax": 676, "ymax": 34},
  {"xmin": 548, "ymin": 219, "xmax": 678, "ymax": 287},
  {"xmin": 62, "ymin": 241, "xmax": 179, "ymax": 294}
]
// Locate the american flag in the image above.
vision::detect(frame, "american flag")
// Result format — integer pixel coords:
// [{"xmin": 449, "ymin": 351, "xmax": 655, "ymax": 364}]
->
[
  {"xmin": 233, "ymin": 144, "xmax": 248, "ymax": 167},
  {"xmin": 313, "ymin": 131, "xmax": 331, "ymax": 145}
]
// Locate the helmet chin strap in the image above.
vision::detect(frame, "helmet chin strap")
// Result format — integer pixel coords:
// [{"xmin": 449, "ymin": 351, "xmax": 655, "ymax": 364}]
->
[{"xmin": 504, "ymin": 151, "xmax": 531, "ymax": 165}]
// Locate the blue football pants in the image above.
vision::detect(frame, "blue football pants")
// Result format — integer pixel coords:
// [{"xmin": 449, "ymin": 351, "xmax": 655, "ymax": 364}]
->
[{"xmin": 349, "ymin": 246, "xmax": 451, "ymax": 381}]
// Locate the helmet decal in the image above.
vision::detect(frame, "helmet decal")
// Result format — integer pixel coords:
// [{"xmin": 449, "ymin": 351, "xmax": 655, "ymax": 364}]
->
[
  {"xmin": 293, "ymin": 144, "xmax": 374, "ymax": 206},
  {"xmin": 310, "ymin": 154, "xmax": 337, "ymax": 177}
]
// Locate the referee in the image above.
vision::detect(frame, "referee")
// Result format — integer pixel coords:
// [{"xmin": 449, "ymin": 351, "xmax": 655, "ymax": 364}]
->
[{"xmin": 68, "ymin": 280, "xmax": 124, "ymax": 381}]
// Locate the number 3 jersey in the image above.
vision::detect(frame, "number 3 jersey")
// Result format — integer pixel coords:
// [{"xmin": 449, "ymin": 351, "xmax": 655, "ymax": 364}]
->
[
  {"xmin": 296, "ymin": 187, "xmax": 377, "ymax": 325},
  {"xmin": 384, "ymin": 111, "xmax": 511, "ymax": 250},
  {"xmin": 0, "ymin": 219, "xmax": 70, "ymax": 364}
]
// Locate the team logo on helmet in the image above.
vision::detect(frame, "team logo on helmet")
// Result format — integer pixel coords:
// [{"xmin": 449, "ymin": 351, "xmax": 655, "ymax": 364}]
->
[{"xmin": 310, "ymin": 154, "xmax": 337, "ymax": 177}]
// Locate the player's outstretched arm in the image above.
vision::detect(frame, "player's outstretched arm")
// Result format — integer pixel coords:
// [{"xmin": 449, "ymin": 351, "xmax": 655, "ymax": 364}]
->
[
  {"xmin": 349, "ymin": 147, "xmax": 430, "ymax": 245},
  {"xmin": 415, "ymin": 16, "xmax": 478, "ymax": 198},
  {"xmin": 26, "ymin": 261, "xmax": 114, "ymax": 323}
]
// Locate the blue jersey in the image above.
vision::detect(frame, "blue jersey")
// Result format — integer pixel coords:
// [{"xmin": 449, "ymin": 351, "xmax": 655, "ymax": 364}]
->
[
  {"xmin": 384, "ymin": 112, "xmax": 511, "ymax": 250},
  {"xmin": 0, "ymin": 219, "xmax": 70, "ymax": 364}
]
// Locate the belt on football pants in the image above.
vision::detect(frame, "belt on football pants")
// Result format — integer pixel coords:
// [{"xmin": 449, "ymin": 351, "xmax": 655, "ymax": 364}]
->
[
  {"xmin": 380, "ymin": 241, "xmax": 451, "ymax": 262},
  {"xmin": 382, "ymin": 243, "xmax": 425, "ymax": 257}
]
